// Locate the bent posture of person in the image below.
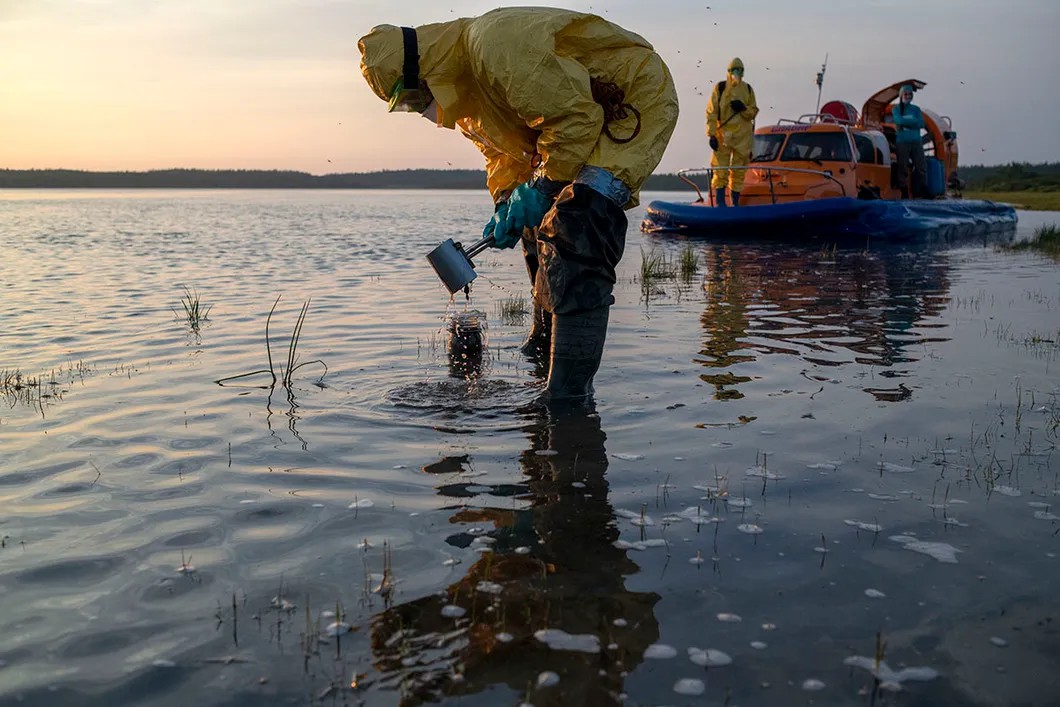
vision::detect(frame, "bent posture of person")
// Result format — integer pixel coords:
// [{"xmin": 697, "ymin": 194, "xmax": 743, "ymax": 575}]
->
[
  {"xmin": 359, "ymin": 8, "xmax": 679, "ymax": 403},
  {"xmin": 706, "ymin": 58, "xmax": 758, "ymax": 206},
  {"xmin": 892, "ymin": 84, "xmax": 926, "ymax": 199}
]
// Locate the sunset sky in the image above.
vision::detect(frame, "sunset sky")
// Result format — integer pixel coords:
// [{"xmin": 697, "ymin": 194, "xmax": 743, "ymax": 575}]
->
[{"xmin": 2, "ymin": 0, "xmax": 1057, "ymax": 174}]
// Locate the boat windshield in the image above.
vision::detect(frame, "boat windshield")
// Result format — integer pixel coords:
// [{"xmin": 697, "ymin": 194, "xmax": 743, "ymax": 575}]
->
[
  {"xmin": 751, "ymin": 134, "xmax": 785, "ymax": 162},
  {"xmin": 780, "ymin": 132, "xmax": 852, "ymax": 163}
]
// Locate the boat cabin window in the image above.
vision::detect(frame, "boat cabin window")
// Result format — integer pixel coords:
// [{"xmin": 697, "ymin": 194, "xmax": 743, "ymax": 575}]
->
[
  {"xmin": 853, "ymin": 134, "xmax": 876, "ymax": 164},
  {"xmin": 751, "ymin": 134, "xmax": 786, "ymax": 162},
  {"xmin": 780, "ymin": 132, "xmax": 852, "ymax": 162}
]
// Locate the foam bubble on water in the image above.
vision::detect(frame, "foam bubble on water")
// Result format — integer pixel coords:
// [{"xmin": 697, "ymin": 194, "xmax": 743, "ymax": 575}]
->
[
  {"xmin": 239, "ymin": 499, "xmax": 256, "ymax": 504},
  {"xmin": 745, "ymin": 465, "xmax": 785, "ymax": 480},
  {"xmin": 533, "ymin": 449, "xmax": 558, "ymax": 456},
  {"xmin": 571, "ymin": 481, "xmax": 586, "ymax": 488},
  {"xmin": 712, "ymin": 441, "xmax": 734, "ymax": 448},
  {"xmin": 868, "ymin": 493, "xmax": 899, "ymax": 501},
  {"xmin": 737, "ymin": 523, "xmax": 763, "ymax": 535},
  {"xmin": 534, "ymin": 629, "xmax": 600, "ymax": 653},
  {"xmin": 673, "ymin": 678, "xmax": 705, "ymax": 696},
  {"xmin": 476, "ymin": 581, "xmax": 503, "ymax": 595},
  {"xmin": 689, "ymin": 552, "xmax": 705, "ymax": 565},
  {"xmin": 807, "ymin": 462, "xmax": 838, "ymax": 470},
  {"xmin": 644, "ymin": 644, "xmax": 678, "ymax": 659},
  {"xmin": 358, "ymin": 539, "xmax": 373, "ymax": 550},
  {"xmin": 717, "ymin": 612, "xmax": 742, "ymax": 623},
  {"xmin": 348, "ymin": 498, "xmax": 375, "ymax": 509},
  {"xmin": 1033, "ymin": 511, "xmax": 1060, "ymax": 521},
  {"xmin": 611, "ymin": 453, "xmax": 644, "ymax": 461},
  {"xmin": 813, "ymin": 546, "xmax": 829, "ymax": 554},
  {"xmin": 152, "ymin": 659, "xmax": 176, "ymax": 668},
  {"xmin": 440, "ymin": 605, "xmax": 466, "ymax": 618},
  {"xmin": 879, "ymin": 462, "xmax": 915, "ymax": 474},
  {"xmin": 515, "ymin": 546, "xmax": 531, "ymax": 555},
  {"xmin": 497, "ymin": 632, "xmax": 513, "ymax": 643},
  {"xmin": 889, "ymin": 535, "xmax": 960, "ymax": 563},
  {"xmin": 728, "ymin": 497, "xmax": 753, "ymax": 508},
  {"xmin": 992, "ymin": 485, "xmax": 1022, "ymax": 497},
  {"xmin": 864, "ymin": 588, "xmax": 886, "ymax": 599},
  {"xmin": 312, "ymin": 503, "xmax": 325, "ymax": 508},
  {"xmin": 673, "ymin": 456, "xmax": 686, "ymax": 461},
  {"xmin": 612, "ymin": 618, "xmax": 628, "ymax": 627},
  {"xmin": 843, "ymin": 655, "xmax": 939, "ymax": 688},
  {"xmin": 326, "ymin": 622, "xmax": 352, "ymax": 636},
  {"xmin": 989, "ymin": 636, "xmax": 1008, "ymax": 647},
  {"xmin": 321, "ymin": 611, "xmax": 335, "ymax": 619},
  {"xmin": 1028, "ymin": 501, "xmax": 1051, "ymax": 509},
  {"xmin": 750, "ymin": 641, "xmax": 768, "ymax": 650},
  {"xmin": 688, "ymin": 647, "xmax": 732, "ymax": 667},
  {"xmin": 844, "ymin": 520, "xmax": 883, "ymax": 532},
  {"xmin": 802, "ymin": 679, "xmax": 826, "ymax": 691},
  {"xmin": 537, "ymin": 671, "xmax": 560, "ymax": 688},
  {"xmin": 442, "ymin": 558, "xmax": 461, "ymax": 566}
]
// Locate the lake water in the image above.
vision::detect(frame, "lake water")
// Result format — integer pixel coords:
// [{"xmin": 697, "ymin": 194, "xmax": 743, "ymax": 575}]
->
[{"xmin": 1, "ymin": 189, "xmax": 1057, "ymax": 706}]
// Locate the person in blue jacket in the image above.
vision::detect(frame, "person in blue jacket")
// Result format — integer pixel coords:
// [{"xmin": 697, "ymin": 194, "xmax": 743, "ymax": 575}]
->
[{"xmin": 892, "ymin": 85, "xmax": 926, "ymax": 199}]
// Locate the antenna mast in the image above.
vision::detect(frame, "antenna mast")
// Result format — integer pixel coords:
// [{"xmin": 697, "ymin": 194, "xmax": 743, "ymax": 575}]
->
[{"xmin": 815, "ymin": 54, "xmax": 829, "ymax": 114}]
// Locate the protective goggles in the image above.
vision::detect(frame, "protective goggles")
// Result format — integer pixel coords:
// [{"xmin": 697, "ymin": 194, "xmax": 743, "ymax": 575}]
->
[
  {"xmin": 388, "ymin": 77, "xmax": 433, "ymax": 113},
  {"xmin": 387, "ymin": 26, "xmax": 432, "ymax": 113},
  {"xmin": 729, "ymin": 67, "xmax": 744, "ymax": 76}
]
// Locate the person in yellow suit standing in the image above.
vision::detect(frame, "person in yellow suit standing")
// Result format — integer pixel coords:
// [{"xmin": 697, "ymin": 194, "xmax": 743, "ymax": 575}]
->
[
  {"xmin": 359, "ymin": 8, "xmax": 679, "ymax": 405},
  {"xmin": 706, "ymin": 58, "xmax": 758, "ymax": 206}
]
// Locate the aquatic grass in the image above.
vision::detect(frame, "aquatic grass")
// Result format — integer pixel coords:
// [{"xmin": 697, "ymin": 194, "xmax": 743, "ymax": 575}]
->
[
  {"xmin": 172, "ymin": 286, "xmax": 212, "ymax": 330},
  {"xmin": 1003, "ymin": 223, "xmax": 1060, "ymax": 259},
  {"xmin": 216, "ymin": 295, "xmax": 327, "ymax": 389},
  {"xmin": 679, "ymin": 245, "xmax": 699, "ymax": 281},
  {"xmin": 640, "ymin": 247, "xmax": 678, "ymax": 283},
  {"xmin": 495, "ymin": 295, "xmax": 529, "ymax": 327}
]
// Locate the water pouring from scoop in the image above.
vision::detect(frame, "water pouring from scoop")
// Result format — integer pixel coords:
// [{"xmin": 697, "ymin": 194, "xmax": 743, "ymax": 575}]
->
[{"xmin": 426, "ymin": 234, "xmax": 495, "ymax": 294}]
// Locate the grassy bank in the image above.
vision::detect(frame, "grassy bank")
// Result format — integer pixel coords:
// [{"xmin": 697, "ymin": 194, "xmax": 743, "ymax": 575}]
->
[{"xmin": 965, "ymin": 191, "xmax": 1060, "ymax": 211}]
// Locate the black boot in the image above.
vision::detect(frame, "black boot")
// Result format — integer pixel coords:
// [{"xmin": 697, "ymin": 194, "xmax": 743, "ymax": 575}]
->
[
  {"xmin": 545, "ymin": 307, "xmax": 609, "ymax": 403},
  {"xmin": 518, "ymin": 305, "xmax": 552, "ymax": 360}
]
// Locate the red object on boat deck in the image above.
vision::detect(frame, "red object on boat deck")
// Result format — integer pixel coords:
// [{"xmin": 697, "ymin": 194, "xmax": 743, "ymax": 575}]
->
[{"xmin": 820, "ymin": 100, "xmax": 859, "ymax": 124}]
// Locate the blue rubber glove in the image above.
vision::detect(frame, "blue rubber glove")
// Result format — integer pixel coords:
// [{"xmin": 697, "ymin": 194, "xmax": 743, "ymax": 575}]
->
[
  {"xmin": 496, "ymin": 181, "xmax": 552, "ymax": 248},
  {"xmin": 483, "ymin": 200, "xmax": 510, "ymax": 246}
]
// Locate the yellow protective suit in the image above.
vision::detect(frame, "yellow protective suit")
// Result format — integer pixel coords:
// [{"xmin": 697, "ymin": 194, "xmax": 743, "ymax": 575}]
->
[
  {"xmin": 706, "ymin": 58, "xmax": 759, "ymax": 191},
  {"xmin": 358, "ymin": 8, "xmax": 679, "ymax": 208}
]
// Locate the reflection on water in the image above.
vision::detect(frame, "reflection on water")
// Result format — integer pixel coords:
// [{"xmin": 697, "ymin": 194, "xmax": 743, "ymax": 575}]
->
[
  {"xmin": 371, "ymin": 405, "xmax": 658, "ymax": 704},
  {"xmin": 1, "ymin": 191, "xmax": 1056, "ymax": 706},
  {"xmin": 698, "ymin": 244, "xmax": 952, "ymax": 402}
]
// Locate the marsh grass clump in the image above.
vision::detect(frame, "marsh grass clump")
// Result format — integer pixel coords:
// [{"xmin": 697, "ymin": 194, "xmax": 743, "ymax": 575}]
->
[
  {"xmin": 173, "ymin": 286, "xmax": 212, "ymax": 330},
  {"xmin": 678, "ymin": 245, "xmax": 699, "ymax": 281},
  {"xmin": 640, "ymin": 248, "xmax": 678, "ymax": 284},
  {"xmin": 215, "ymin": 296, "xmax": 327, "ymax": 389},
  {"xmin": 1004, "ymin": 223, "xmax": 1060, "ymax": 258},
  {"xmin": 496, "ymin": 295, "xmax": 529, "ymax": 326}
]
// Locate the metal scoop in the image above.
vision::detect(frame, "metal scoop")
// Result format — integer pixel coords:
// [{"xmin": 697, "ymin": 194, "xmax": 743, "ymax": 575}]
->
[{"xmin": 426, "ymin": 234, "xmax": 495, "ymax": 294}]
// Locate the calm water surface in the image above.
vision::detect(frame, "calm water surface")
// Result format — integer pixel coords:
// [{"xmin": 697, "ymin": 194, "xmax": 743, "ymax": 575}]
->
[{"xmin": 1, "ymin": 190, "xmax": 1058, "ymax": 706}]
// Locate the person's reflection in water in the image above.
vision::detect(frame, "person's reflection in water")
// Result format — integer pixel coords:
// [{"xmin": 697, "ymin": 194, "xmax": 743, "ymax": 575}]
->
[
  {"xmin": 370, "ymin": 403, "xmax": 660, "ymax": 705},
  {"xmin": 695, "ymin": 243, "xmax": 953, "ymax": 402}
]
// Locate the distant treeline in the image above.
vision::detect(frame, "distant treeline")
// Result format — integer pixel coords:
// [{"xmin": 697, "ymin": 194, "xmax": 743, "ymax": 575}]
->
[
  {"xmin": 0, "ymin": 167, "xmax": 690, "ymax": 190},
  {"xmin": 3, "ymin": 165, "xmax": 1057, "ymax": 192},
  {"xmin": 959, "ymin": 162, "xmax": 1060, "ymax": 192}
]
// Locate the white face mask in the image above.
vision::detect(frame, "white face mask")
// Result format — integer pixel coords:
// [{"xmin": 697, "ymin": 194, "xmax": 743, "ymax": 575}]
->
[{"xmin": 421, "ymin": 100, "xmax": 440, "ymax": 124}]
